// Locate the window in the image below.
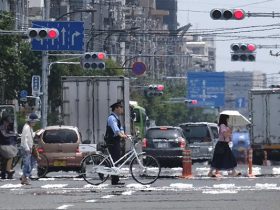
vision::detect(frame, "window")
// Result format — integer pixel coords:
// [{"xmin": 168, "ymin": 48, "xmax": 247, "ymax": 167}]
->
[
  {"xmin": 146, "ymin": 128, "xmax": 182, "ymax": 139},
  {"xmin": 210, "ymin": 126, "xmax": 219, "ymax": 139},
  {"xmin": 180, "ymin": 125, "xmax": 211, "ymax": 142},
  {"xmin": 43, "ymin": 129, "xmax": 78, "ymax": 143}
]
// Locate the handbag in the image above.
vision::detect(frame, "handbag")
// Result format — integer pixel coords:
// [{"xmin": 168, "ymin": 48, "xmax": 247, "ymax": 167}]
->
[
  {"xmin": 32, "ymin": 145, "xmax": 40, "ymax": 159},
  {"xmin": 0, "ymin": 145, "xmax": 18, "ymax": 159}
]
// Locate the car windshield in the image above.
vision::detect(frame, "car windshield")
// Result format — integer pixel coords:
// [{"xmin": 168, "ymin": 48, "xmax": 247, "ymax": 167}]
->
[
  {"xmin": 181, "ymin": 125, "xmax": 211, "ymax": 142},
  {"xmin": 146, "ymin": 128, "xmax": 181, "ymax": 139},
  {"xmin": 43, "ymin": 129, "xmax": 78, "ymax": 143}
]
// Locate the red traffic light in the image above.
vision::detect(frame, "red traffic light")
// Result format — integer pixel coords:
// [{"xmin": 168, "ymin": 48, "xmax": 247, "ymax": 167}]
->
[
  {"xmin": 157, "ymin": 84, "xmax": 164, "ymax": 91},
  {"xmin": 81, "ymin": 52, "xmax": 106, "ymax": 70},
  {"xmin": 247, "ymin": 44, "xmax": 256, "ymax": 52},
  {"xmin": 48, "ymin": 28, "xmax": 59, "ymax": 39},
  {"xmin": 191, "ymin": 100, "xmax": 198, "ymax": 105},
  {"xmin": 210, "ymin": 9, "xmax": 245, "ymax": 20},
  {"xmin": 185, "ymin": 99, "xmax": 198, "ymax": 104},
  {"xmin": 231, "ymin": 43, "xmax": 256, "ymax": 52},
  {"xmin": 231, "ymin": 43, "xmax": 256, "ymax": 62},
  {"xmin": 27, "ymin": 28, "xmax": 59, "ymax": 39},
  {"xmin": 233, "ymin": 9, "xmax": 245, "ymax": 20},
  {"xmin": 97, "ymin": 52, "xmax": 105, "ymax": 60}
]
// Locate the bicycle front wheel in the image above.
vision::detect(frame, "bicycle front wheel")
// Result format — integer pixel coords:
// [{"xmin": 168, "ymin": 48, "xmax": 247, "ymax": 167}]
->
[
  {"xmin": 80, "ymin": 154, "xmax": 111, "ymax": 185},
  {"xmin": 130, "ymin": 154, "xmax": 161, "ymax": 185},
  {"xmin": 31, "ymin": 153, "xmax": 49, "ymax": 180}
]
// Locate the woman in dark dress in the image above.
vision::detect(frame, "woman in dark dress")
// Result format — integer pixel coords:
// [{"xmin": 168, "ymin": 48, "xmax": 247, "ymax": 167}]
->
[{"xmin": 208, "ymin": 114, "xmax": 240, "ymax": 177}]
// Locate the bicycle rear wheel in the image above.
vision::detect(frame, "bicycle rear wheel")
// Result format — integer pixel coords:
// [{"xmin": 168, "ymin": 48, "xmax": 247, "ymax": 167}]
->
[
  {"xmin": 80, "ymin": 154, "xmax": 111, "ymax": 185},
  {"xmin": 130, "ymin": 154, "xmax": 161, "ymax": 185},
  {"xmin": 30, "ymin": 153, "xmax": 49, "ymax": 180}
]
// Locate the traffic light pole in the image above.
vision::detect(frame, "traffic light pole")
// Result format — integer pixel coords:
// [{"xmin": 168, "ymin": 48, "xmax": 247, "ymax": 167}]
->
[{"xmin": 41, "ymin": 0, "xmax": 50, "ymax": 128}]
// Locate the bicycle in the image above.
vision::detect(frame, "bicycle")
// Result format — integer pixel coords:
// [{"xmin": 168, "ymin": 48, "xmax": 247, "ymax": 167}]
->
[
  {"xmin": 80, "ymin": 135, "xmax": 161, "ymax": 185},
  {"xmin": 11, "ymin": 139, "xmax": 49, "ymax": 179}
]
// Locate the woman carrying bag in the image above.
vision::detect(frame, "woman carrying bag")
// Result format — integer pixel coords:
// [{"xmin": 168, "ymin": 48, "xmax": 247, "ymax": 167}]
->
[
  {"xmin": 0, "ymin": 113, "xmax": 18, "ymax": 179},
  {"xmin": 208, "ymin": 114, "xmax": 241, "ymax": 177}
]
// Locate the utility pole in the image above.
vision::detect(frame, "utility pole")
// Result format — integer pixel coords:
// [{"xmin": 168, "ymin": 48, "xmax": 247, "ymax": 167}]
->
[{"xmin": 41, "ymin": 0, "xmax": 50, "ymax": 128}]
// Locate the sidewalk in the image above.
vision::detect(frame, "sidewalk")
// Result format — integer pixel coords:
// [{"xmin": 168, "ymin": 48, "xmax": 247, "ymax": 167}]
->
[{"xmin": 159, "ymin": 162, "xmax": 280, "ymax": 178}]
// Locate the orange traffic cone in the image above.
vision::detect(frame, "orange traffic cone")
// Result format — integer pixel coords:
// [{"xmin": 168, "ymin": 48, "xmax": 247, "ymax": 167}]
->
[
  {"xmin": 181, "ymin": 149, "xmax": 193, "ymax": 179},
  {"xmin": 247, "ymin": 148, "xmax": 255, "ymax": 178}
]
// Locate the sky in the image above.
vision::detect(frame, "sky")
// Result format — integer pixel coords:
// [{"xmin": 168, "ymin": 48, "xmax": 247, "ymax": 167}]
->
[{"xmin": 177, "ymin": 0, "xmax": 280, "ymax": 84}]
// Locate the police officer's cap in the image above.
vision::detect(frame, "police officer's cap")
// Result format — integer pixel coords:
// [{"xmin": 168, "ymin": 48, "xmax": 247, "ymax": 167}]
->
[{"xmin": 110, "ymin": 100, "xmax": 124, "ymax": 109}]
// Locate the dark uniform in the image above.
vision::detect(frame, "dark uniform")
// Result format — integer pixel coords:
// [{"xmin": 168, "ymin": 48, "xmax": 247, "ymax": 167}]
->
[{"xmin": 104, "ymin": 101, "xmax": 125, "ymax": 185}]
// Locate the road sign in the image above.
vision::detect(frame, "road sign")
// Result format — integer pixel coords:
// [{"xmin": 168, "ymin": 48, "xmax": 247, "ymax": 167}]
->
[
  {"xmin": 187, "ymin": 72, "xmax": 225, "ymax": 107},
  {"xmin": 20, "ymin": 90, "xmax": 28, "ymax": 101},
  {"xmin": 32, "ymin": 75, "xmax": 41, "ymax": 96},
  {"xmin": 132, "ymin": 62, "xmax": 146, "ymax": 75},
  {"xmin": 31, "ymin": 21, "xmax": 84, "ymax": 51}
]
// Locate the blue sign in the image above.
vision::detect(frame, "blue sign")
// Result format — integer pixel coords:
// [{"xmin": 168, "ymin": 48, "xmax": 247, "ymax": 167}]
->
[
  {"xmin": 187, "ymin": 72, "xmax": 225, "ymax": 107},
  {"xmin": 31, "ymin": 21, "xmax": 84, "ymax": 51},
  {"xmin": 132, "ymin": 62, "xmax": 146, "ymax": 75},
  {"xmin": 20, "ymin": 90, "xmax": 28, "ymax": 101}
]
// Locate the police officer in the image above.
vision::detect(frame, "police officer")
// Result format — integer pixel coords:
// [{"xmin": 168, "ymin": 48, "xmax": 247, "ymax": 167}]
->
[{"xmin": 105, "ymin": 100, "xmax": 127, "ymax": 185}]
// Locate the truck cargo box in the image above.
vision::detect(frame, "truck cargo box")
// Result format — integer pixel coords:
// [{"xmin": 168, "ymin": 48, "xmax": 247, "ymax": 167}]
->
[
  {"xmin": 61, "ymin": 76, "xmax": 130, "ymax": 147},
  {"xmin": 249, "ymin": 88, "xmax": 280, "ymax": 163}
]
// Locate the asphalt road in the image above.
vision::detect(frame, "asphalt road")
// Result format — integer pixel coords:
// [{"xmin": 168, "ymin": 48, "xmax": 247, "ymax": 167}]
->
[{"xmin": 0, "ymin": 163, "xmax": 279, "ymax": 210}]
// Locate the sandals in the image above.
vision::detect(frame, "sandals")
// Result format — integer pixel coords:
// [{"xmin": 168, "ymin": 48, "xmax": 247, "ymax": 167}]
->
[{"xmin": 208, "ymin": 172, "xmax": 216, "ymax": 178}]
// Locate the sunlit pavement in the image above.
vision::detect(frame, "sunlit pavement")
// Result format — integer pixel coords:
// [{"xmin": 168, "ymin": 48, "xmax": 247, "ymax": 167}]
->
[{"xmin": 9, "ymin": 161, "xmax": 280, "ymax": 181}]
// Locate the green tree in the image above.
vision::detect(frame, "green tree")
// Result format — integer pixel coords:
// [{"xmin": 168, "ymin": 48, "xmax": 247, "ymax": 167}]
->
[{"xmin": 0, "ymin": 12, "xmax": 28, "ymax": 101}]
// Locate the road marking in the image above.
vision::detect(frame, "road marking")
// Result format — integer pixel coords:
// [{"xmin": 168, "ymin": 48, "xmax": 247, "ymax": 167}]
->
[
  {"xmin": 85, "ymin": 199, "xmax": 97, "ymax": 203},
  {"xmin": 0, "ymin": 184, "xmax": 22, "ymax": 188},
  {"xmin": 213, "ymin": 184, "xmax": 235, "ymax": 188},
  {"xmin": 203, "ymin": 189, "xmax": 238, "ymax": 194},
  {"xmin": 102, "ymin": 195, "xmax": 115, "ymax": 199},
  {"xmin": 56, "ymin": 204, "xmax": 73, "ymax": 209},
  {"xmin": 170, "ymin": 183, "xmax": 193, "ymax": 189},
  {"xmin": 255, "ymin": 183, "xmax": 277, "ymax": 189},
  {"xmin": 41, "ymin": 184, "xmax": 68, "ymax": 188},
  {"xmin": 122, "ymin": 190, "xmax": 135, "ymax": 195}
]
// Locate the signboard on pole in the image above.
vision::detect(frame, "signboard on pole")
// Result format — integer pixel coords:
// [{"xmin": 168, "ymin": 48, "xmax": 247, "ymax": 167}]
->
[
  {"xmin": 187, "ymin": 72, "xmax": 225, "ymax": 107},
  {"xmin": 32, "ymin": 75, "xmax": 41, "ymax": 96},
  {"xmin": 31, "ymin": 21, "xmax": 84, "ymax": 51}
]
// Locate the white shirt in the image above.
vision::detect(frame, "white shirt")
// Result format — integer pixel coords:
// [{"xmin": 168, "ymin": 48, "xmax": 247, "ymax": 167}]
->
[{"xmin": 21, "ymin": 123, "xmax": 35, "ymax": 152}]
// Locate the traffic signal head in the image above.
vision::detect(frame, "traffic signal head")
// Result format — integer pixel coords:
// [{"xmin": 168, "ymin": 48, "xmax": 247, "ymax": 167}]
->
[
  {"xmin": 231, "ymin": 43, "xmax": 256, "ymax": 62},
  {"xmin": 144, "ymin": 84, "xmax": 164, "ymax": 97},
  {"xmin": 81, "ymin": 52, "xmax": 106, "ymax": 70},
  {"xmin": 210, "ymin": 9, "xmax": 245, "ymax": 20},
  {"xmin": 185, "ymin": 99, "xmax": 198, "ymax": 105},
  {"xmin": 27, "ymin": 28, "xmax": 59, "ymax": 39}
]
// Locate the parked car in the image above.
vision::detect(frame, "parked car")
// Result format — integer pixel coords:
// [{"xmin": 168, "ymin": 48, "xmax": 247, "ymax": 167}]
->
[
  {"xmin": 36, "ymin": 125, "xmax": 85, "ymax": 175},
  {"xmin": 178, "ymin": 122, "xmax": 219, "ymax": 162},
  {"xmin": 142, "ymin": 126, "xmax": 187, "ymax": 167},
  {"xmin": 232, "ymin": 130, "xmax": 250, "ymax": 162}
]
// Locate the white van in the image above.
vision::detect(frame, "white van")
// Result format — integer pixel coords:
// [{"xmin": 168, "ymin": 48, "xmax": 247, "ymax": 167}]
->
[{"xmin": 178, "ymin": 122, "xmax": 219, "ymax": 162}]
